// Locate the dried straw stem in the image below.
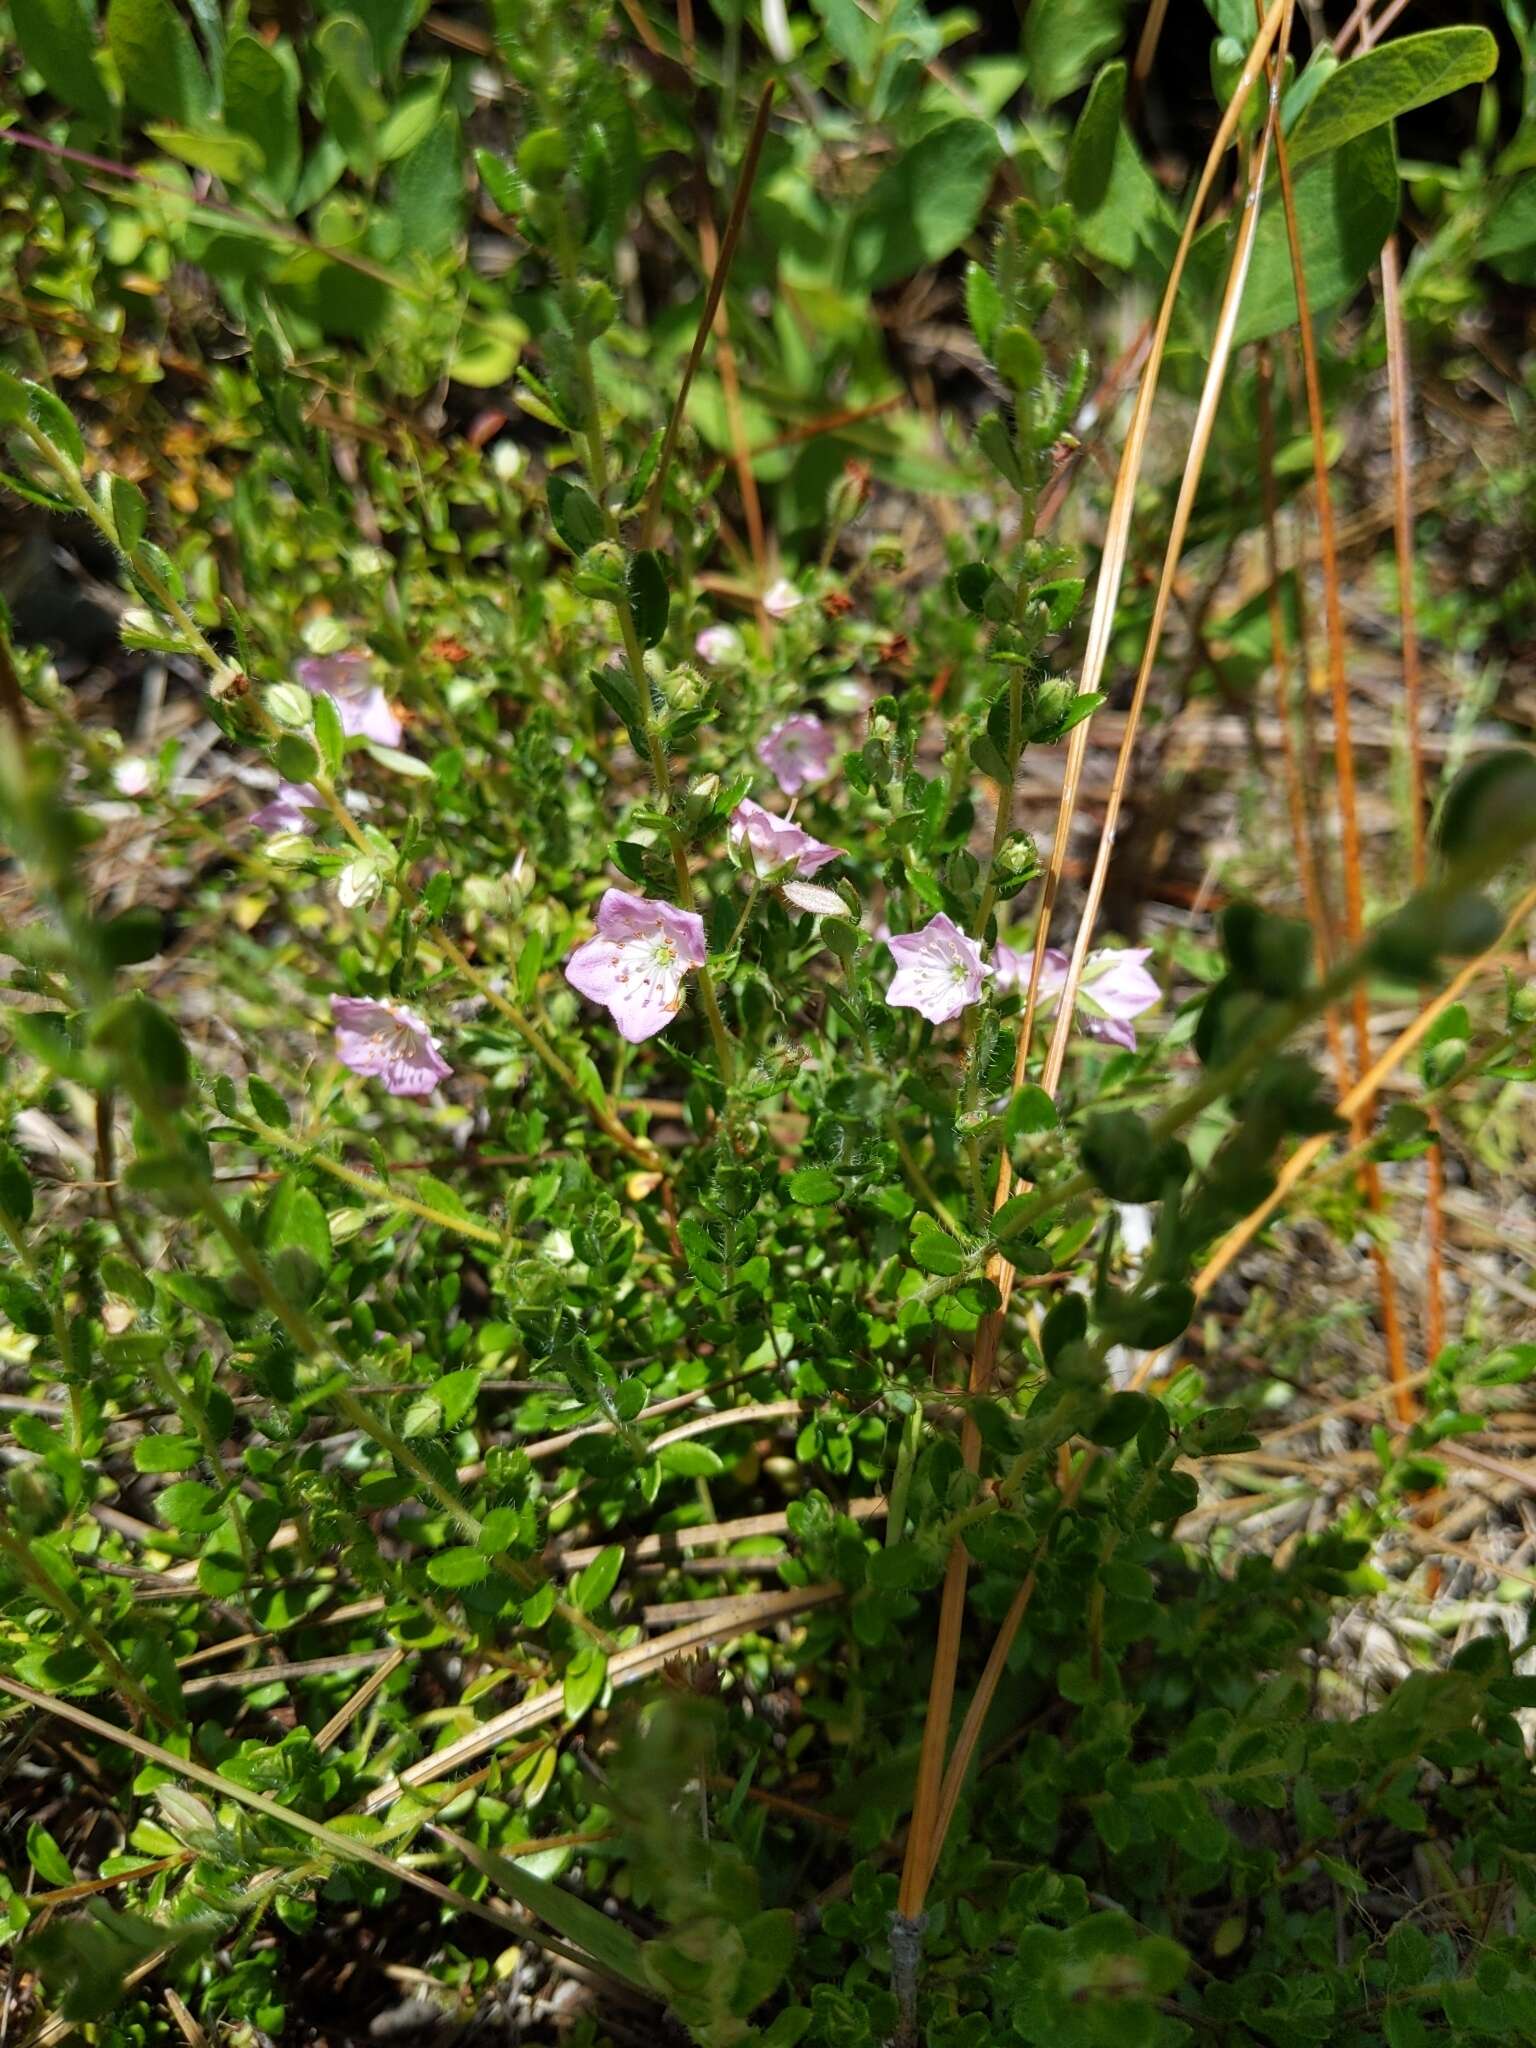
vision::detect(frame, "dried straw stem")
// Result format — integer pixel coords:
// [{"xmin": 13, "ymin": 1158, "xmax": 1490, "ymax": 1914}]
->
[{"xmin": 1270, "ymin": 86, "xmax": 1415, "ymax": 1421}]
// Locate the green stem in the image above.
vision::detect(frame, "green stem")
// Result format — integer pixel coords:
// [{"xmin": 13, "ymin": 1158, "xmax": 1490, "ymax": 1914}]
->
[{"xmin": 243, "ymin": 1115, "xmax": 507, "ymax": 1248}]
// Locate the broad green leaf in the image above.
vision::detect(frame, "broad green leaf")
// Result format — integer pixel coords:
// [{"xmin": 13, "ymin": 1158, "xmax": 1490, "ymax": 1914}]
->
[
  {"xmin": 426, "ymin": 1547, "xmax": 488, "ymax": 1588},
  {"xmin": 26, "ymin": 1823, "xmax": 75, "ymax": 1888},
  {"xmin": 12, "ymin": 0, "xmax": 113, "ymax": 122},
  {"xmin": 1232, "ymin": 126, "xmax": 1399, "ymax": 347},
  {"xmin": 562, "ymin": 1644, "xmax": 608, "ymax": 1723},
  {"xmin": 627, "ymin": 550, "xmax": 669, "ymax": 648},
  {"xmin": 1483, "ymin": 177, "xmax": 1536, "ymax": 285},
  {"xmin": 223, "ymin": 33, "xmax": 300, "ymax": 199},
  {"xmin": 0, "ymin": 1144, "xmax": 34, "ymax": 1227},
  {"xmin": 787, "ymin": 1166, "xmax": 840, "ymax": 1205},
  {"xmin": 395, "ymin": 113, "xmax": 464, "ymax": 262},
  {"xmin": 144, "ymin": 124, "xmax": 264, "ymax": 183},
  {"xmin": 264, "ymin": 1176, "xmax": 330, "ymax": 1266},
  {"xmin": 572, "ymin": 1544, "xmax": 624, "ymax": 1614},
  {"xmin": 658, "ymin": 1441, "xmax": 725, "ymax": 1477},
  {"xmin": 910, "ymin": 1213, "xmax": 966, "ymax": 1277},
  {"xmin": 351, "ymin": 0, "xmax": 428, "ymax": 76},
  {"xmin": 379, "ymin": 71, "xmax": 449, "ymax": 162},
  {"xmin": 547, "ymin": 476, "xmax": 605, "ymax": 553},
  {"xmin": 317, "ymin": 15, "xmax": 387, "ymax": 181},
  {"xmin": 1025, "ymin": 0, "xmax": 1128, "ymax": 107},
  {"xmin": 1289, "ymin": 27, "xmax": 1499, "ymax": 169},
  {"xmin": 106, "ymin": 0, "xmax": 212, "ymax": 122},
  {"xmin": 1065, "ymin": 64, "xmax": 1167, "ymax": 269},
  {"xmin": 133, "ymin": 1434, "xmax": 200, "ymax": 1474},
  {"xmin": 846, "ymin": 119, "xmax": 1003, "ymax": 291}
]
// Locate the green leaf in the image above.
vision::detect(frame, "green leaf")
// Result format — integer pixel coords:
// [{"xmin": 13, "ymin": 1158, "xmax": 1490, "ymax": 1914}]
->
[
  {"xmin": 395, "ymin": 112, "xmax": 464, "ymax": 262},
  {"xmin": 0, "ymin": 1144, "xmax": 35, "ymax": 1228},
  {"xmin": 476, "ymin": 148, "xmax": 524, "ymax": 215},
  {"xmin": 846, "ymin": 119, "xmax": 1003, "ymax": 291},
  {"xmin": 143, "ymin": 124, "xmax": 265, "ymax": 182},
  {"xmin": 1232, "ymin": 126, "xmax": 1399, "ymax": 347},
  {"xmin": 572, "ymin": 1544, "xmax": 624, "ymax": 1614},
  {"xmin": 547, "ymin": 476, "xmax": 606, "ymax": 553},
  {"xmin": 24, "ymin": 383, "xmax": 85, "ymax": 470},
  {"xmin": 106, "ymin": 0, "xmax": 212, "ymax": 122},
  {"xmin": 1483, "ymin": 177, "xmax": 1536, "ymax": 285},
  {"xmin": 246, "ymin": 1075, "xmax": 290, "ymax": 1129},
  {"xmin": 351, "ymin": 0, "xmax": 426, "ymax": 76},
  {"xmin": 1025, "ymin": 0, "xmax": 1129, "ymax": 106},
  {"xmin": 1005, "ymin": 1082, "xmax": 1058, "ymax": 1143},
  {"xmin": 562, "ymin": 1644, "xmax": 608, "ymax": 1723},
  {"xmin": 658, "ymin": 1441, "xmax": 725, "ymax": 1477},
  {"xmin": 1288, "ymin": 28, "xmax": 1498, "ymax": 169},
  {"xmin": 426, "ymin": 1547, "xmax": 487, "ymax": 1588},
  {"xmin": 26, "ymin": 1823, "xmax": 75, "ymax": 1888},
  {"xmin": 316, "ymin": 15, "xmax": 387, "ymax": 180},
  {"xmin": 223, "ymin": 34, "xmax": 301, "ymax": 198},
  {"xmin": 1065, "ymin": 64, "xmax": 1166, "ymax": 269},
  {"xmin": 133, "ymin": 1434, "xmax": 200, "ymax": 1474},
  {"xmin": 627, "ymin": 550, "xmax": 669, "ymax": 649},
  {"xmin": 264, "ymin": 1176, "xmax": 330, "ymax": 1267},
  {"xmin": 964, "ymin": 261, "xmax": 1003, "ymax": 355},
  {"xmin": 11, "ymin": 0, "xmax": 113, "ymax": 122},
  {"xmin": 910, "ymin": 1212, "xmax": 966, "ymax": 1277},
  {"xmin": 787, "ymin": 1166, "xmax": 840, "ymax": 1206}
]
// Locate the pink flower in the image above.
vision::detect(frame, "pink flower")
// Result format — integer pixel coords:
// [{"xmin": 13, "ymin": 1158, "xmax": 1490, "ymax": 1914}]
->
[
  {"xmin": 564, "ymin": 889, "xmax": 708, "ymax": 1044},
  {"xmin": 758, "ymin": 713, "xmax": 836, "ymax": 797},
  {"xmin": 330, "ymin": 996, "xmax": 451, "ymax": 1096},
  {"xmin": 297, "ymin": 653, "xmax": 403, "ymax": 749},
  {"xmin": 884, "ymin": 914, "xmax": 990, "ymax": 1025},
  {"xmin": 762, "ymin": 577, "xmax": 802, "ymax": 619},
  {"xmin": 728, "ymin": 798, "xmax": 844, "ymax": 879},
  {"xmin": 695, "ymin": 624, "xmax": 744, "ymax": 667},
  {"xmin": 995, "ymin": 942, "xmax": 1158, "ymax": 1051},
  {"xmin": 250, "ymin": 782, "xmax": 323, "ymax": 835}
]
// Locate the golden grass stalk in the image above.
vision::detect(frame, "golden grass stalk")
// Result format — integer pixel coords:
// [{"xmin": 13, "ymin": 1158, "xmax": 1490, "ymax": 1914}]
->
[
  {"xmin": 894, "ymin": 0, "xmax": 1294, "ymax": 1933},
  {"xmin": 1269, "ymin": 79, "xmax": 1416, "ymax": 1422}
]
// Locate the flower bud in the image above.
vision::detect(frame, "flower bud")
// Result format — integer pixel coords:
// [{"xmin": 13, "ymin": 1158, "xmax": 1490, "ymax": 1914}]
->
[
  {"xmin": 826, "ymin": 460, "xmax": 871, "ymax": 531},
  {"xmin": 662, "ymin": 663, "xmax": 708, "ymax": 712},
  {"xmin": 572, "ymin": 541, "xmax": 628, "ymax": 602},
  {"xmin": 1508, "ymin": 980, "xmax": 1536, "ymax": 1027}
]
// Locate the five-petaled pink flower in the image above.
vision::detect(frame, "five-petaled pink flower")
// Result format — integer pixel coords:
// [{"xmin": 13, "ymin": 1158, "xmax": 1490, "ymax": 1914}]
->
[
  {"xmin": 330, "ymin": 996, "xmax": 451, "ymax": 1096},
  {"xmin": 758, "ymin": 713, "xmax": 836, "ymax": 797},
  {"xmin": 729, "ymin": 798, "xmax": 844, "ymax": 880},
  {"xmin": 250, "ymin": 782, "xmax": 323, "ymax": 835},
  {"xmin": 995, "ymin": 942, "xmax": 1158, "ymax": 1051},
  {"xmin": 564, "ymin": 889, "xmax": 708, "ymax": 1044},
  {"xmin": 884, "ymin": 914, "xmax": 990, "ymax": 1025},
  {"xmin": 297, "ymin": 652, "xmax": 403, "ymax": 749},
  {"xmin": 695, "ymin": 624, "xmax": 744, "ymax": 667},
  {"xmin": 762, "ymin": 577, "xmax": 802, "ymax": 619}
]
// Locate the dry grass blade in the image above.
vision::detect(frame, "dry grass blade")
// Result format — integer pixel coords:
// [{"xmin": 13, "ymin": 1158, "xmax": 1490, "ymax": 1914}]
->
[
  {"xmin": 1255, "ymin": 341, "xmax": 1349, "ymax": 1088},
  {"xmin": 360, "ymin": 1582, "xmax": 844, "ymax": 1814},
  {"xmin": 1038, "ymin": 28, "xmax": 1288, "ymax": 1101},
  {"xmin": 894, "ymin": 0, "xmax": 1293, "ymax": 1937},
  {"xmin": 1014, "ymin": 0, "xmax": 1292, "ymax": 1080},
  {"xmin": 314, "ymin": 1645, "xmax": 407, "ymax": 1753},
  {"xmin": 1268, "ymin": 62, "xmax": 1415, "ymax": 1424},
  {"xmin": 638, "ymin": 81, "xmax": 776, "ymax": 548},
  {"xmin": 1378, "ymin": 225, "xmax": 1445, "ymax": 1361}
]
